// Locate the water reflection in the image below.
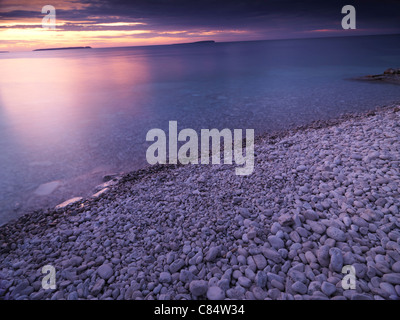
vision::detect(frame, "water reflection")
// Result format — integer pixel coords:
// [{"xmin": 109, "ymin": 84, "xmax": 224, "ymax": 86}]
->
[{"xmin": 0, "ymin": 50, "xmax": 157, "ymax": 223}]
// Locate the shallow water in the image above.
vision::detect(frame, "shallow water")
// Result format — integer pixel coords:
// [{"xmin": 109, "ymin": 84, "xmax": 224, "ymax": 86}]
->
[{"xmin": 0, "ymin": 34, "xmax": 399, "ymax": 224}]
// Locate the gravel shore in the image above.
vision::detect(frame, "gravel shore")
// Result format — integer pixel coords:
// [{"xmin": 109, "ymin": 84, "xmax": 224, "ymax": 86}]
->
[{"xmin": 1, "ymin": 105, "xmax": 400, "ymax": 300}]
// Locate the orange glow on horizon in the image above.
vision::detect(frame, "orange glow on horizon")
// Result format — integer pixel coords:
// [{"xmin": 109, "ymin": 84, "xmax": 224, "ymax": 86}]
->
[
  {"xmin": 0, "ymin": 0, "xmax": 255, "ymax": 51},
  {"xmin": 0, "ymin": 19, "xmax": 253, "ymax": 51},
  {"xmin": 311, "ymin": 29, "xmax": 334, "ymax": 32}
]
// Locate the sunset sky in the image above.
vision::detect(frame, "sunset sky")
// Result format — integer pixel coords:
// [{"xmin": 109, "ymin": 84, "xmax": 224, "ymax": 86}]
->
[{"xmin": 1, "ymin": 0, "xmax": 400, "ymax": 51}]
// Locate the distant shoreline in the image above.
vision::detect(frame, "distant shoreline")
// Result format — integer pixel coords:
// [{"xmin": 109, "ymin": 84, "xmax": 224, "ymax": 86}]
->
[
  {"xmin": 33, "ymin": 46, "xmax": 92, "ymax": 52},
  {"xmin": 3, "ymin": 33, "xmax": 397, "ymax": 53},
  {"xmin": 31, "ymin": 41, "xmax": 215, "ymax": 52},
  {"xmin": 171, "ymin": 40, "xmax": 215, "ymax": 46}
]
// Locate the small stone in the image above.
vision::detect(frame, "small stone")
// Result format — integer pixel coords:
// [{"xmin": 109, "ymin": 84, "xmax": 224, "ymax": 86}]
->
[
  {"xmin": 292, "ymin": 281, "xmax": 307, "ymax": 294},
  {"xmin": 226, "ymin": 287, "xmax": 245, "ymax": 299},
  {"xmin": 268, "ymin": 235, "xmax": 285, "ymax": 249},
  {"xmin": 233, "ymin": 197, "xmax": 244, "ymax": 205},
  {"xmin": 218, "ymin": 279, "xmax": 230, "ymax": 291},
  {"xmin": 392, "ymin": 261, "xmax": 400, "ymax": 273},
  {"xmin": 326, "ymin": 227, "xmax": 346, "ymax": 242},
  {"xmin": 182, "ymin": 245, "xmax": 192, "ymax": 254},
  {"xmin": 351, "ymin": 216, "xmax": 369, "ymax": 228},
  {"xmin": 290, "ymin": 231, "xmax": 301, "ymax": 243},
  {"xmin": 252, "ymin": 287, "xmax": 267, "ymax": 300},
  {"xmin": 304, "ymin": 210, "xmax": 318, "ymax": 221},
  {"xmin": 329, "ymin": 248, "xmax": 343, "ymax": 273},
  {"xmin": 238, "ymin": 208, "xmax": 251, "ymax": 218},
  {"xmin": 91, "ymin": 279, "xmax": 105, "ymax": 296},
  {"xmin": 255, "ymin": 271, "xmax": 268, "ymax": 288},
  {"xmin": 205, "ymin": 247, "xmax": 221, "ymax": 262},
  {"xmin": 253, "ymin": 254, "xmax": 267, "ymax": 270},
  {"xmin": 308, "ymin": 281, "xmax": 321, "ymax": 295},
  {"xmin": 31, "ymin": 291, "xmax": 45, "ymax": 300},
  {"xmin": 159, "ymin": 272, "xmax": 172, "ymax": 283},
  {"xmin": 261, "ymin": 247, "xmax": 282, "ymax": 263},
  {"xmin": 278, "ymin": 214, "xmax": 293, "ymax": 226},
  {"xmin": 343, "ymin": 252, "xmax": 355, "ymax": 265},
  {"xmin": 238, "ymin": 276, "xmax": 252, "ymax": 288},
  {"xmin": 233, "ymin": 231, "xmax": 243, "ymax": 239},
  {"xmin": 207, "ymin": 286, "xmax": 225, "ymax": 300},
  {"xmin": 179, "ymin": 270, "xmax": 195, "ymax": 283},
  {"xmin": 307, "ymin": 220, "xmax": 326, "ymax": 234},
  {"xmin": 271, "ymin": 279, "xmax": 285, "ymax": 291},
  {"xmin": 289, "ymin": 269, "xmax": 307, "ymax": 283},
  {"xmin": 94, "ymin": 256, "xmax": 106, "ymax": 266},
  {"xmin": 353, "ymin": 201, "xmax": 364, "ymax": 208},
  {"xmin": 375, "ymin": 198, "xmax": 387, "ymax": 207},
  {"xmin": 189, "ymin": 280, "xmax": 208, "ymax": 296},
  {"xmin": 382, "ymin": 273, "xmax": 400, "ymax": 285},
  {"xmin": 296, "ymin": 165, "xmax": 307, "ymax": 172},
  {"xmin": 380, "ymin": 282, "xmax": 397, "ymax": 296},
  {"xmin": 169, "ymin": 259, "xmax": 185, "ymax": 273},
  {"xmin": 68, "ymin": 292, "xmax": 79, "ymax": 300},
  {"xmin": 247, "ymin": 230, "xmax": 257, "ymax": 240},
  {"xmin": 97, "ymin": 264, "xmax": 114, "ymax": 280},
  {"xmin": 68, "ymin": 256, "xmax": 83, "ymax": 267},
  {"xmin": 317, "ymin": 245, "xmax": 330, "ymax": 268},
  {"xmin": 351, "ymin": 154, "xmax": 363, "ymax": 161},
  {"xmin": 389, "ymin": 205, "xmax": 399, "ymax": 215},
  {"xmin": 305, "ymin": 251, "xmax": 317, "ymax": 264},
  {"xmin": 321, "ymin": 281, "xmax": 336, "ymax": 296}
]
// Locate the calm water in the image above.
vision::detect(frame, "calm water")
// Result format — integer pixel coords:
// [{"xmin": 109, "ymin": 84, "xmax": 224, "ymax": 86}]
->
[{"xmin": 0, "ymin": 34, "xmax": 400, "ymax": 224}]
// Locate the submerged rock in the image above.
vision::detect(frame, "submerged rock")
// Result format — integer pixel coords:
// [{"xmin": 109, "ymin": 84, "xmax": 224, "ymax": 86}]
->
[
  {"xmin": 34, "ymin": 180, "xmax": 61, "ymax": 196},
  {"xmin": 352, "ymin": 68, "xmax": 400, "ymax": 85},
  {"xmin": 55, "ymin": 197, "xmax": 83, "ymax": 210}
]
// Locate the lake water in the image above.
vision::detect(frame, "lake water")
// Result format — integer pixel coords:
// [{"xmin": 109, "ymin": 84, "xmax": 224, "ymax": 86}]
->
[{"xmin": 0, "ymin": 34, "xmax": 399, "ymax": 224}]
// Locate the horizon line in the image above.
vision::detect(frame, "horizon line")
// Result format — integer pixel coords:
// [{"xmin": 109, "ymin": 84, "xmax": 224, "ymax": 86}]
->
[{"xmin": 4, "ymin": 31, "xmax": 400, "ymax": 53}]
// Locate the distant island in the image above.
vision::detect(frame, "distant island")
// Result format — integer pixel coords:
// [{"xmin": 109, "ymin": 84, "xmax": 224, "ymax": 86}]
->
[
  {"xmin": 171, "ymin": 40, "xmax": 215, "ymax": 46},
  {"xmin": 33, "ymin": 46, "xmax": 92, "ymax": 52},
  {"xmin": 0, "ymin": 51, "xmax": 9, "ymax": 53}
]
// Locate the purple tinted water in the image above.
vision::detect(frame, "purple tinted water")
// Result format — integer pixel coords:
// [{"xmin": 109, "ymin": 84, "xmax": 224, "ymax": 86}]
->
[{"xmin": 0, "ymin": 34, "xmax": 399, "ymax": 223}]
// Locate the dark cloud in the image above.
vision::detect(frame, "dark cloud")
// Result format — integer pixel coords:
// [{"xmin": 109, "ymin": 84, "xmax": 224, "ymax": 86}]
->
[
  {"xmin": 0, "ymin": 10, "xmax": 42, "ymax": 19},
  {"xmin": 74, "ymin": 0, "xmax": 400, "ymax": 29},
  {"xmin": 1, "ymin": 0, "xmax": 399, "ymax": 35}
]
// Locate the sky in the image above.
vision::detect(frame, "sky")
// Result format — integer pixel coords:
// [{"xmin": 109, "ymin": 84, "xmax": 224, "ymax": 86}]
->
[{"xmin": 1, "ymin": 0, "xmax": 400, "ymax": 51}]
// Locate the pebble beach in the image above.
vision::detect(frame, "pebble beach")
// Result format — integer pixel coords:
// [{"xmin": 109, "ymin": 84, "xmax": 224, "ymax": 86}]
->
[{"xmin": 1, "ymin": 105, "xmax": 400, "ymax": 300}]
